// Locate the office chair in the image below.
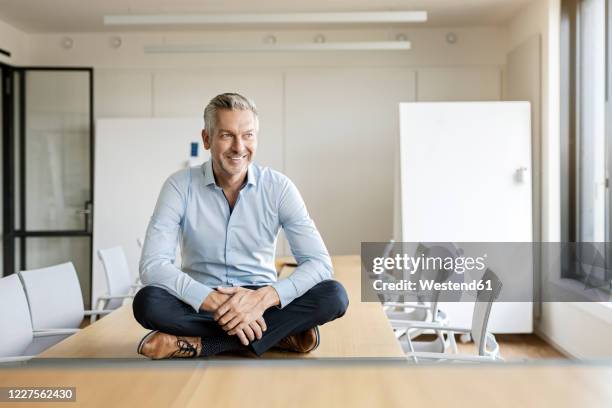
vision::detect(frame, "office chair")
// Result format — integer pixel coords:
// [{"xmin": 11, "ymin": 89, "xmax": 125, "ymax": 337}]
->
[
  {"xmin": 18, "ymin": 262, "xmax": 113, "ymax": 348},
  {"xmin": 391, "ymin": 268, "xmax": 504, "ymax": 363},
  {"xmin": 96, "ymin": 246, "xmax": 143, "ymax": 319},
  {"xmin": 381, "ymin": 242, "xmax": 457, "ymax": 346},
  {"xmin": 0, "ymin": 274, "xmax": 78, "ymax": 363}
]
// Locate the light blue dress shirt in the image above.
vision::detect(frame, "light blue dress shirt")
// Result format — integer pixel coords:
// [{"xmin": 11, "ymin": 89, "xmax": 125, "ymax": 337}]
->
[{"xmin": 140, "ymin": 160, "xmax": 334, "ymax": 312}]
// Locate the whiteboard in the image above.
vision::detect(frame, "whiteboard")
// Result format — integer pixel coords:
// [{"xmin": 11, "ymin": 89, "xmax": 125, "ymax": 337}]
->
[
  {"xmin": 92, "ymin": 118, "xmax": 207, "ymax": 309},
  {"xmin": 399, "ymin": 102, "xmax": 533, "ymax": 333}
]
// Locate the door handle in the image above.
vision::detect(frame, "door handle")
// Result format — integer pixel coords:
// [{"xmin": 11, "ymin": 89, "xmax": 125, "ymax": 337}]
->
[
  {"xmin": 78, "ymin": 200, "xmax": 93, "ymax": 233},
  {"xmin": 514, "ymin": 167, "xmax": 528, "ymax": 183}
]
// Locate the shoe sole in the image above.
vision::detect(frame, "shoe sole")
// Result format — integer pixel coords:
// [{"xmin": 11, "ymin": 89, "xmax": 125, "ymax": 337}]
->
[
  {"xmin": 137, "ymin": 330, "xmax": 158, "ymax": 355},
  {"xmin": 311, "ymin": 326, "xmax": 320, "ymax": 352}
]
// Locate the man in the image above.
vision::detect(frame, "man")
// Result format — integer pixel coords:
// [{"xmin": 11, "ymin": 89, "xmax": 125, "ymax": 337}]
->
[{"xmin": 133, "ymin": 93, "xmax": 349, "ymax": 359}]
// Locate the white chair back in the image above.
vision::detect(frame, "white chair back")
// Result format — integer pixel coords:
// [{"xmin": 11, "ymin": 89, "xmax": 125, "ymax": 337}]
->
[
  {"xmin": 98, "ymin": 246, "xmax": 132, "ymax": 290},
  {"xmin": 19, "ymin": 262, "xmax": 85, "ymax": 330},
  {"xmin": 0, "ymin": 275, "xmax": 34, "ymax": 357},
  {"xmin": 472, "ymin": 268, "xmax": 503, "ymax": 356},
  {"xmin": 98, "ymin": 246, "xmax": 133, "ymax": 309},
  {"xmin": 424, "ymin": 244, "xmax": 460, "ymax": 313}
]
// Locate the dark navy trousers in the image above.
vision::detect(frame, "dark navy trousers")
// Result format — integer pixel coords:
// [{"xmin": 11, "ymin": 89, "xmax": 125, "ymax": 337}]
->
[{"xmin": 132, "ymin": 280, "xmax": 349, "ymax": 356}]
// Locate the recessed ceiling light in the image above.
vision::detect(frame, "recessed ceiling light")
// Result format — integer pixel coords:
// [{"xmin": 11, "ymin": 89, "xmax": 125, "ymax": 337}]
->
[
  {"xmin": 109, "ymin": 36, "xmax": 122, "ymax": 48},
  {"xmin": 61, "ymin": 37, "xmax": 74, "ymax": 50},
  {"xmin": 263, "ymin": 35, "xmax": 277, "ymax": 44},
  {"xmin": 314, "ymin": 34, "xmax": 326, "ymax": 44}
]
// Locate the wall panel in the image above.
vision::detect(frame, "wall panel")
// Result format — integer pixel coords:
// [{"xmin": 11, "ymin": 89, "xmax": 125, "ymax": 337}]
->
[
  {"xmin": 95, "ymin": 70, "xmax": 154, "ymax": 118},
  {"xmin": 285, "ymin": 68, "xmax": 416, "ymax": 255},
  {"xmin": 417, "ymin": 67, "xmax": 502, "ymax": 101}
]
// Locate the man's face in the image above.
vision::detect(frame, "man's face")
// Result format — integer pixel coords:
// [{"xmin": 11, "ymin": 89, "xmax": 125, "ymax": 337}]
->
[{"xmin": 203, "ymin": 109, "xmax": 258, "ymax": 180}]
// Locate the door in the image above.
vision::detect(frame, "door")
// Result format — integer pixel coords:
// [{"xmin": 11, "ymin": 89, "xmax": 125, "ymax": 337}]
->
[
  {"xmin": 399, "ymin": 101, "xmax": 533, "ymax": 333},
  {"xmin": 2, "ymin": 67, "xmax": 94, "ymax": 307},
  {"xmin": 0, "ymin": 64, "xmax": 4, "ymax": 274}
]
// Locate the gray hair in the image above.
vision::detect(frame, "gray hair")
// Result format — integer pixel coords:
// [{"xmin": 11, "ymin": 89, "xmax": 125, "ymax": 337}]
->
[{"xmin": 203, "ymin": 93, "xmax": 258, "ymax": 136}]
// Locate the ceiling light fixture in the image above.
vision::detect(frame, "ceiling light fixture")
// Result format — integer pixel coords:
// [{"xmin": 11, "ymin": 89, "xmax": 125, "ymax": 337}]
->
[
  {"xmin": 61, "ymin": 37, "xmax": 74, "ymax": 49},
  {"xmin": 105, "ymin": 11, "xmax": 427, "ymax": 26},
  {"xmin": 263, "ymin": 34, "xmax": 277, "ymax": 44},
  {"xmin": 109, "ymin": 36, "xmax": 122, "ymax": 48},
  {"xmin": 143, "ymin": 41, "xmax": 411, "ymax": 53}
]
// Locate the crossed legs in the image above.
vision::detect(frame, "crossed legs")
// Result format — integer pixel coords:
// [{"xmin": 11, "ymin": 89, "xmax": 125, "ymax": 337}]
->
[{"xmin": 132, "ymin": 280, "xmax": 349, "ymax": 356}]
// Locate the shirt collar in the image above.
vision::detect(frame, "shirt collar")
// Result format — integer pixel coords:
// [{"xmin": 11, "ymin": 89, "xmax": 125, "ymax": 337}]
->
[
  {"xmin": 202, "ymin": 160, "xmax": 257, "ymax": 187},
  {"xmin": 202, "ymin": 160, "xmax": 216, "ymax": 186},
  {"xmin": 246, "ymin": 163, "xmax": 257, "ymax": 186}
]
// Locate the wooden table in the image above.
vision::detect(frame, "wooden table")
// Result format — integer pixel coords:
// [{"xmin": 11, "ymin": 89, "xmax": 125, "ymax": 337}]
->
[
  {"xmin": 2, "ymin": 256, "xmax": 612, "ymax": 407},
  {"xmin": 1, "ymin": 360, "xmax": 612, "ymax": 407},
  {"xmin": 38, "ymin": 255, "xmax": 403, "ymax": 359}
]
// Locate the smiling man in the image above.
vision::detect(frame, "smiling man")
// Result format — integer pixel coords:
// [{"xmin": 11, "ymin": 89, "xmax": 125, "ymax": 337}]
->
[{"xmin": 133, "ymin": 93, "xmax": 349, "ymax": 359}]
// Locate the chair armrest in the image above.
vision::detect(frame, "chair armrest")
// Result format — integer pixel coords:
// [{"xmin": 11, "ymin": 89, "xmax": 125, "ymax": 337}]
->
[
  {"xmin": 384, "ymin": 302, "xmax": 430, "ymax": 310},
  {"xmin": 388, "ymin": 320, "xmax": 471, "ymax": 333},
  {"xmin": 98, "ymin": 294, "xmax": 134, "ymax": 300},
  {"xmin": 389, "ymin": 318, "xmax": 436, "ymax": 328},
  {"xmin": 405, "ymin": 352, "xmax": 500, "ymax": 363},
  {"xmin": 33, "ymin": 329, "xmax": 80, "ymax": 337},
  {"xmin": 83, "ymin": 309, "xmax": 114, "ymax": 316},
  {"xmin": 0, "ymin": 355, "xmax": 35, "ymax": 364}
]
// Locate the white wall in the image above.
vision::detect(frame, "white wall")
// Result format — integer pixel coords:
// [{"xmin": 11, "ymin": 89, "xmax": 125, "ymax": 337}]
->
[
  {"xmin": 507, "ymin": 0, "xmax": 560, "ymax": 245},
  {"xmin": 14, "ymin": 26, "xmax": 507, "ymax": 307},
  {"xmin": 284, "ymin": 68, "xmax": 417, "ymax": 255},
  {"xmin": 93, "ymin": 118, "xmax": 208, "ymax": 304},
  {"xmin": 25, "ymin": 27, "xmax": 507, "ymax": 68},
  {"xmin": 3, "ymin": 2, "xmax": 610, "ymax": 358},
  {"xmin": 0, "ymin": 17, "xmax": 29, "ymax": 65}
]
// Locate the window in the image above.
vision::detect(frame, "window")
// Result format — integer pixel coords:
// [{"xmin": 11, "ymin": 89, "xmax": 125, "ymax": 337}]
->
[{"xmin": 561, "ymin": 0, "xmax": 611, "ymax": 286}]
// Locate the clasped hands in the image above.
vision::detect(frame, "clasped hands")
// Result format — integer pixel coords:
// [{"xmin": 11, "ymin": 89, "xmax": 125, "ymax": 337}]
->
[{"xmin": 201, "ymin": 286, "xmax": 280, "ymax": 346}]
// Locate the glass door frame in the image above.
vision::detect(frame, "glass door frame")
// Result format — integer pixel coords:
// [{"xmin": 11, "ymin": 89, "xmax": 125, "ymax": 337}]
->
[{"xmin": 1, "ymin": 63, "xmax": 94, "ymax": 301}]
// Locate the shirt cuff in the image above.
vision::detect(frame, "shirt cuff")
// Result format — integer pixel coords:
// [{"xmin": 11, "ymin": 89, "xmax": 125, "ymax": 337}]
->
[
  {"xmin": 183, "ymin": 282, "xmax": 214, "ymax": 312},
  {"xmin": 271, "ymin": 278, "xmax": 298, "ymax": 309}
]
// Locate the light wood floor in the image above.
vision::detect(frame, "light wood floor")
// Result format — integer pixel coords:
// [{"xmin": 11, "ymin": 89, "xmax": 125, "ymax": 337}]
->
[
  {"xmin": 413, "ymin": 333, "xmax": 566, "ymax": 360},
  {"xmin": 481, "ymin": 334, "xmax": 566, "ymax": 360}
]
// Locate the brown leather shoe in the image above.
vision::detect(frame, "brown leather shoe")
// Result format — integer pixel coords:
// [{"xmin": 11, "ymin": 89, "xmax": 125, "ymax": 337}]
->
[
  {"xmin": 275, "ymin": 327, "xmax": 320, "ymax": 353},
  {"xmin": 137, "ymin": 331, "xmax": 202, "ymax": 360}
]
